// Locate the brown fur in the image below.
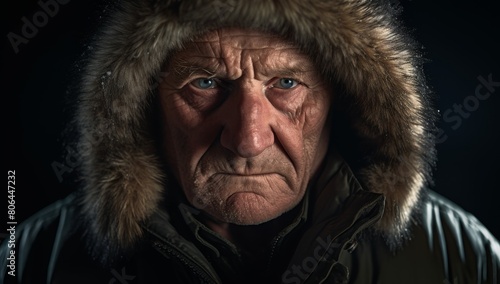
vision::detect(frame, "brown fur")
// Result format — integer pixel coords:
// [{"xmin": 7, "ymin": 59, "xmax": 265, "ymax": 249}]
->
[{"xmin": 76, "ymin": 0, "xmax": 436, "ymax": 255}]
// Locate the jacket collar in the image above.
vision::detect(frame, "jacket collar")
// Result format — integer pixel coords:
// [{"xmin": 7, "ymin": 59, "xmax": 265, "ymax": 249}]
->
[
  {"xmin": 143, "ymin": 149, "xmax": 385, "ymax": 283},
  {"xmin": 283, "ymin": 148, "xmax": 385, "ymax": 283}
]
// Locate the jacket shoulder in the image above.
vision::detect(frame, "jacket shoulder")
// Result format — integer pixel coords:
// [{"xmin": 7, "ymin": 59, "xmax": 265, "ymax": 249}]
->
[
  {"xmin": 0, "ymin": 193, "xmax": 82, "ymax": 283},
  {"xmin": 417, "ymin": 191, "xmax": 500, "ymax": 282},
  {"xmin": 422, "ymin": 191, "xmax": 500, "ymax": 254},
  {"xmin": 345, "ymin": 191, "xmax": 500, "ymax": 284}
]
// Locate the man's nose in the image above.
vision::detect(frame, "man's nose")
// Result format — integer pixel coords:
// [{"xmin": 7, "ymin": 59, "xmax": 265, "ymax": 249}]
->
[{"xmin": 220, "ymin": 86, "xmax": 274, "ymax": 158}]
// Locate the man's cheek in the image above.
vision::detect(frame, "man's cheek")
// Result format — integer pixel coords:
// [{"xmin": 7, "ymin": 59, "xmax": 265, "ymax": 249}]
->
[{"xmin": 273, "ymin": 128, "xmax": 306, "ymax": 173}]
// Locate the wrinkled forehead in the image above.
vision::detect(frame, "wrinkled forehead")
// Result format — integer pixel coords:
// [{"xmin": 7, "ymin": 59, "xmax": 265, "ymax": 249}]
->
[
  {"xmin": 191, "ymin": 27, "xmax": 299, "ymax": 50},
  {"xmin": 167, "ymin": 27, "xmax": 318, "ymax": 76}
]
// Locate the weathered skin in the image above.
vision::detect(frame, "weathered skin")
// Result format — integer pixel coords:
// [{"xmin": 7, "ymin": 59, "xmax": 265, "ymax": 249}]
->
[{"xmin": 158, "ymin": 28, "xmax": 332, "ymax": 233}]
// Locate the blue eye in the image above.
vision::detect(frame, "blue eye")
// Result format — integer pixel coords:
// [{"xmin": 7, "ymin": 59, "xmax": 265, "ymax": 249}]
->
[
  {"xmin": 192, "ymin": 78, "xmax": 217, "ymax": 89},
  {"xmin": 276, "ymin": 78, "xmax": 298, "ymax": 89}
]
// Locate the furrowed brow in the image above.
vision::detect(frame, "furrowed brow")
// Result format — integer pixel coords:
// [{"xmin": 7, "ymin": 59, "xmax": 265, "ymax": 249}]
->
[
  {"xmin": 258, "ymin": 54, "xmax": 316, "ymax": 76},
  {"xmin": 269, "ymin": 67, "xmax": 312, "ymax": 78},
  {"xmin": 170, "ymin": 57, "xmax": 221, "ymax": 80},
  {"xmin": 260, "ymin": 64, "xmax": 317, "ymax": 80}
]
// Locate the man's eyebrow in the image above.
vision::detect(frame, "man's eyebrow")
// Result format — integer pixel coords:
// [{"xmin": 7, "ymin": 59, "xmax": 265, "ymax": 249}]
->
[
  {"xmin": 261, "ymin": 66, "xmax": 315, "ymax": 78},
  {"xmin": 169, "ymin": 57, "xmax": 221, "ymax": 79}
]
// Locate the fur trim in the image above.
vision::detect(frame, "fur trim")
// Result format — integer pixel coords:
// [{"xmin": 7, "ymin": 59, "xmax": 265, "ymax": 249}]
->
[{"xmin": 76, "ymin": 0, "xmax": 436, "ymax": 256}]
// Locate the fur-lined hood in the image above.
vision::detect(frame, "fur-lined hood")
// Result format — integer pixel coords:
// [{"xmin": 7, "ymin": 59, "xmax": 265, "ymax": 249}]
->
[{"xmin": 76, "ymin": 0, "xmax": 436, "ymax": 256}]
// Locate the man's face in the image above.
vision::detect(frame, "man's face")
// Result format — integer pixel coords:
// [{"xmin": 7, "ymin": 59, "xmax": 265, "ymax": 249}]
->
[{"xmin": 158, "ymin": 28, "xmax": 332, "ymax": 225}]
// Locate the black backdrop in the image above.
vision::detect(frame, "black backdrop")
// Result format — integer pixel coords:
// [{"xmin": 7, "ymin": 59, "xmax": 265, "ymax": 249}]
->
[{"xmin": 2, "ymin": 0, "xmax": 499, "ymax": 243}]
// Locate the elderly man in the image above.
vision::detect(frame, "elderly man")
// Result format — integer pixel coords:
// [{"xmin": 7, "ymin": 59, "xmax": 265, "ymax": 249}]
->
[{"xmin": 1, "ymin": 0, "xmax": 499, "ymax": 283}]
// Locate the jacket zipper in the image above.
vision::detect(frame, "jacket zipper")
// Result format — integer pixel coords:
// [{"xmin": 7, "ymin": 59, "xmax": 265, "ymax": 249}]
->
[
  {"xmin": 266, "ymin": 231, "xmax": 288, "ymax": 276},
  {"xmin": 152, "ymin": 240, "xmax": 219, "ymax": 284}
]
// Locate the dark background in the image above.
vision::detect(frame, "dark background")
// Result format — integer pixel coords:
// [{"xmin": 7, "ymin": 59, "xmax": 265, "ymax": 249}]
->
[{"xmin": 2, "ymin": 0, "xmax": 499, "ymax": 243}]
